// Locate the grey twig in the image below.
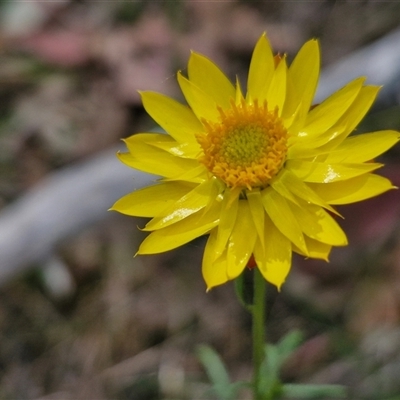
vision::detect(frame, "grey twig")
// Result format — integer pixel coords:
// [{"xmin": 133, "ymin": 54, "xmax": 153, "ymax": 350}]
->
[{"xmin": 0, "ymin": 146, "xmax": 156, "ymax": 284}]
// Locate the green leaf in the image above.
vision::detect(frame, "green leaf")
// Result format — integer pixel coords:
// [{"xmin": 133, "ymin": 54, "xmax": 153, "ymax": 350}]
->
[
  {"xmin": 257, "ymin": 344, "xmax": 281, "ymax": 397},
  {"xmin": 260, "ymin": 330, "xmax": 304, "ymax": 381},
  {"xmin": 256, "ymin": 331, "xmax": 346, "ymax": 399},
  {"xmin": 257, "ymin": 331, "xmax": 304, "ymax": 397},
  {"xmin": 276, "ymin": 330, "xmax": 304, "ymax": 361},
  {"xmin": 197, "ymin": 345, "xmax": 231, "ymax": 388},
  {"xmin": 197, "ymin": 345, "xmax": 243, "ymax": 400},
  {"xmin": 282, "ymin": 383, "xmax": 347, "ymax": 399}
]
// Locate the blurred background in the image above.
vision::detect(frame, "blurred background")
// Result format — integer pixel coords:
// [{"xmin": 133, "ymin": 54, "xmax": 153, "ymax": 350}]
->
[{"xmin": 0, "ymin": 1, "xmax": 400, "ymax": 399}]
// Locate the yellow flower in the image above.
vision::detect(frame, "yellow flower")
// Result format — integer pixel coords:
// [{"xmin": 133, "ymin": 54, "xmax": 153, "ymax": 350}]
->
[{"xmin": 111, "ymin": 34, "xmax": 399, "ymax": 291}]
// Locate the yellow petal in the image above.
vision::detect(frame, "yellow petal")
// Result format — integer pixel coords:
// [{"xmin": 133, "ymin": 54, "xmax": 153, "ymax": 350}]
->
[
  {"xmin": 138, "ymin": 202, "xmax": 221, "ymax": 254},
  {"xmin": 188, "ymin": 52, "xmax": 235, "ymax": 109},
  {"xmin": 308, "ymin": 173, "xmax": 396, "ymax": 204},
  {"xmin": 304, "ymin": 86, "xmax": 380, "ymax": 158},
  {"xmin": 290, "ymin": 86, "xmax": 379, "ymax": 154},
  {"xmin": 202, "ymin": 229, "xmax": 229, "ymax": 290},
  {"xmin": 213, "ymin": 189, "xmax": 239, "ymax": 259},
  {"xmin": 246, "ymin": 189, "xmax": 265, "ymax": 248},
  {"xmin": 318, "ymin": 85, "xmax": 381, "ymax": 150},
  {"xmin": 297, "ymin": 77, "xmax": 365, "ymax": 137},
  {"xmin": 283, "ymin": 39, "xmax": 320, "ymax": 121},
  {"xmin": 110, "ymin": 181, "xmax": 195, "ymax": 217},
  {"xmin": 150, "ymin": 140, "xmax": 201, "ymax": 159},
  {"xmin": 282, "ymin": 99, "xmax": 303, "ymax": 130},
  {"xmin": 178, "ymin": 72, "xmax": 220, "ymax": 122},
  {"xmin": 125, "ymin": 132, "xmax": 173, "ymax": 146},
  {"xmin": 270, "ymin": 173, "xmax": 300, "ymax": 205},
  {"xmin": 338, "ymin": 86, "xmax": 380, "ymax": 133},
  {"xmin": 235, "ymin": 75, "xmax": 245, "ymax": 105},
  {"xmin": 261, "ymin": 188, "xmax": 307, "ymax": 254},
  {"xmin": 294, "ymin": 237, "xmax": 332, "ymax": 261},
  {"xmin": 288, "ymin": 125, "xmax": 347, "ymax": 159},
  {"xmin": 326, "ymin": 130, "xmax": 400, "ymax": 164},
  {"xmin": 266, "ymin": 55, "xmax": 287, "ymax": 114},
  {"xmin": 246, "ymin": 33, "xmax": 275, "ymax": 103},
  {"xmin": 115, "ymin": 151, "xmax": 178, "ymax": 178},
  {"xmin": 133, "ymin": 131, "xmax": 200, "ymax": 158},
  {"xmin": 288, "ymin": 200, "xmax": 347, "ymax": 246},
  {"xmin": 140, "ymin": 91, "xmax": 202, "ymax": 143},
  {"xmin": 275, "ymin": 169, "xmax": 338, "ymax": 214},
  {"xmin": 286, "ymin": 159, "xmax": 382, "ymax": 183},
  {"xmin": 120, "ymin": 135, "xmax": 200, "ymax": 178},
  {"xmin": 200, "ymin": 199, "xmax": 257, "ymax": 290},
  {"xmin": 225, "ymin": 200, "xmax": 257, "ymax": 280},
  {"xmin": 163, "ymin": 164, "xmax": 208, "ymax": 183},
  {"xmin": 143, "ymin": 178, "xmax": 221, "ymax": 231},
  {"xmin": 254, "ymin": 214, "xmax": 291, "ymax": 290}
]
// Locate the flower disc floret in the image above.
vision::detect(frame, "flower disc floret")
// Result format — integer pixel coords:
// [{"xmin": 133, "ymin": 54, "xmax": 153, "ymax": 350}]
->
[{"xmin": 197, "ymin": 100, "xmax": 288, "ymax": 190}]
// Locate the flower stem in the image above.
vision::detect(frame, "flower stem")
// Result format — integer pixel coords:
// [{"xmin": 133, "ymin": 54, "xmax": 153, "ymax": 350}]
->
[{"xmin": 252, "ymin": 267, "xmax": 266, "ymax": 399}]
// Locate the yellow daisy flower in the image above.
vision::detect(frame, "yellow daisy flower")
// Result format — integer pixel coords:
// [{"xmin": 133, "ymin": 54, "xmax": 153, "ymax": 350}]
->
[{"xmin": 111, "ymin": 33, "xmax": 399, "ymax": 291}]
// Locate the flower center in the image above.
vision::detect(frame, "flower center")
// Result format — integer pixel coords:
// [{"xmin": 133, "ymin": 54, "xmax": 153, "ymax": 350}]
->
[{"xmin": 196, "ymin": 100, "xmax": 288, "ymax": 190}]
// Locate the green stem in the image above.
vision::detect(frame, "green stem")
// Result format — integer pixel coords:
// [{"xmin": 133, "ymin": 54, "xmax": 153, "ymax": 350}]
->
[{"xmin": 252, "ymin": 267, "xmax": 266, "ymax": 400}]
